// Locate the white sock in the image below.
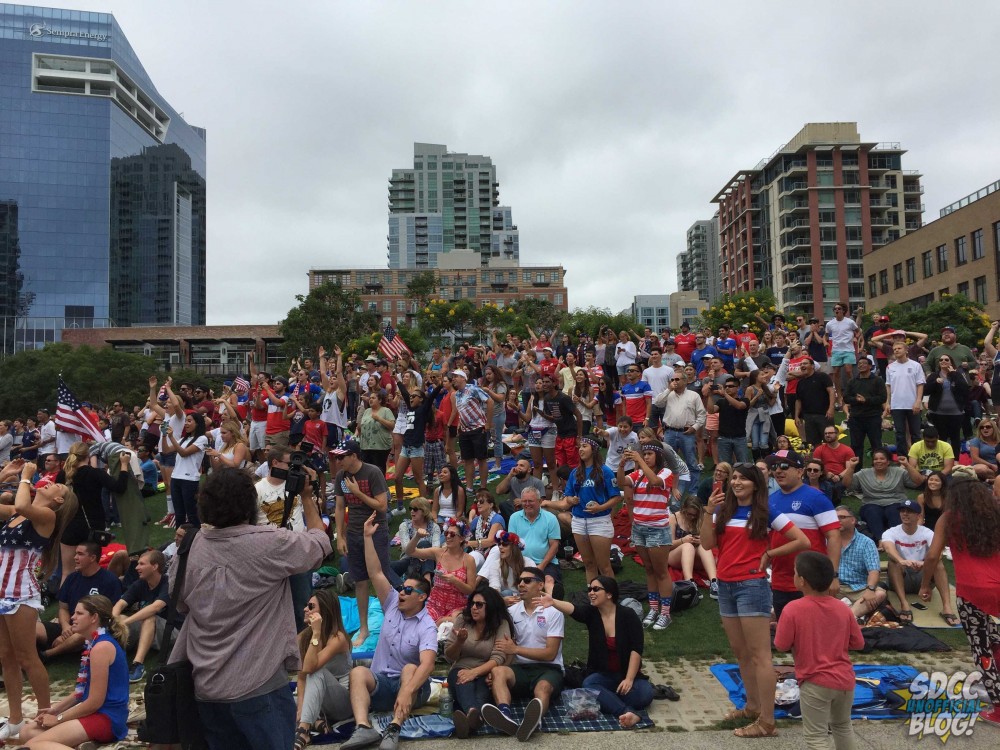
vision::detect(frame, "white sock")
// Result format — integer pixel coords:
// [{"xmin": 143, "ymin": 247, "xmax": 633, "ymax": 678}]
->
[{"xmin": 166, "ymin": 497, "xmax": 174, "ymax": 513}]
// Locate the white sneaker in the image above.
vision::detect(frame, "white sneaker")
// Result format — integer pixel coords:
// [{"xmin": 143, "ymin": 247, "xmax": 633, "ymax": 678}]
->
[
  {"xmin": 642, "ymin": 608, "xmax": 658, "ymax": 628},
  {"xmin": 653, "ymin": 612, "xmax": 672, "ymax": 631}
]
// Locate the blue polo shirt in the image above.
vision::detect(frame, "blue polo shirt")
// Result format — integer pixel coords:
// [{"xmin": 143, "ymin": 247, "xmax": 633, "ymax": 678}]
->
[{"xmin": 508, "ymin": 509, "xmax": 561, "ymax": 563}]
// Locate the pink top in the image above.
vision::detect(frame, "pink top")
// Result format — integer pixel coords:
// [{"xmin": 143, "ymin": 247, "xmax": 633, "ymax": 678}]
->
[
  {"xmin": 426, "ymin": 560, "xmax": 469, "ymax": 623},
  {"xmin": 773, "ymin": 595, "xmax": 864, "ymax": 691}
]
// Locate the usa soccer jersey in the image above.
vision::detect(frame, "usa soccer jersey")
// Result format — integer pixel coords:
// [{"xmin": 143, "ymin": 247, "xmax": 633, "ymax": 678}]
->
[
  {"xmin": 716, "ymin": 504, "xmax": 795, "ymax": 582},
  {"xmin": 768, "ymin": 485, "xmax": 838, "ymax": 592}
]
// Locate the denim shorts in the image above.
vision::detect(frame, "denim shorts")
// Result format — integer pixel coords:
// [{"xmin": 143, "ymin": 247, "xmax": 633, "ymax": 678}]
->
[
  {"xmin": 371, "ymin": 672, "xmax": 431, "ymax": 713},
  {"xmin": 630, "ymin": 523, "xmax": 672, "ymax": 548},
  {"xmin": 401, "ymin": 445, "xmax": 425, "ymax": 459},
  {"xmin": 717, "ymin": 577, "xmax": 773, "ymax": 618}
]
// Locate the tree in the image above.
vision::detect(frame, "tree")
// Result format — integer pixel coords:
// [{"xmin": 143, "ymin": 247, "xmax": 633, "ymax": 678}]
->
[
  {"xmin": 873, "ymin": 295, "xmax": 990, "ymax": 347},
  {"xmin": 0, "ymin": 344, "xmax": 157, "ymax": 416},
  {"xmin": 507, "ymin": 299, "xmax": 567, "ymax": 336},
  {"xmin": 694, "ymin": 290, "xmax": 780, "ymax": 338},
  {"xmin": 405, "ymin": 271, "xmax": 438, "ymax": 309},
  {"xmin": 279, "ymin": 282, "xmax": 379, "ymax": 359},
  {"xmin": 565, "ymin": 306, "xmax": 640, "ymax": 339}
]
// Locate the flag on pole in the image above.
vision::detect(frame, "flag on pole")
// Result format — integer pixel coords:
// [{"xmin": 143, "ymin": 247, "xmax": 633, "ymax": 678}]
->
[
  {"xmin": 56, "ymin": 377, "xmax": 105, "ymax": 442},
  {"xmin": 378, "ymin": 324, "xmax": 412, "ymax": 359},
  {"xmin": 233, "ymin": 376, "xmax": 251, "ymax": 395}
]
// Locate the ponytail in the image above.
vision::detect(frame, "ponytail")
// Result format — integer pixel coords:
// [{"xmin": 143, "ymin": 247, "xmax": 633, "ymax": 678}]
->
[
  {"xmin": 78, "ymin": 595, "xmax": 129, "ymax": 648},
  {"xmin": 62, "ymin": 441, "xmax": 90, "ymax": 485}
]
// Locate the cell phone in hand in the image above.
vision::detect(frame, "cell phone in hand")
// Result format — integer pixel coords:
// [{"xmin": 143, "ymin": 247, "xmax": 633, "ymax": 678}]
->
[{"xmin": 712, "ymin": 480, "xmax": 723, "ymax": 494}]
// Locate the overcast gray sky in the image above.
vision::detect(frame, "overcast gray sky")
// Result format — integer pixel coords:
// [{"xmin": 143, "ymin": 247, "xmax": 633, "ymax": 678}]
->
[{"xmin": 53, "ymin": 0, "xmax": 1000, "ymax": 324}]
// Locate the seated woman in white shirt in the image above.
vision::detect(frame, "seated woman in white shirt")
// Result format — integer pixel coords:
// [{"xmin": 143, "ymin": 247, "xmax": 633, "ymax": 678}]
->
[{"xmin": 476, "ymin": 531, "xmax": 536, "ymax": 605}]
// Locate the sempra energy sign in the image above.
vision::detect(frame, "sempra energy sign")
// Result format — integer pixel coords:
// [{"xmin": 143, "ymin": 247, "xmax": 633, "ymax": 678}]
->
[{"xmin": 28, "ymin": 22, "xmax": 108, "ymax": 43}]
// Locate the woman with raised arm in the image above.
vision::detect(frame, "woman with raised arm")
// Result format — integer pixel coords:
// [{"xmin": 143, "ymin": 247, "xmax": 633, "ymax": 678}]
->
[{"xmin": 0, "ymin": 459, "xmax": 78, "ymax": 741}]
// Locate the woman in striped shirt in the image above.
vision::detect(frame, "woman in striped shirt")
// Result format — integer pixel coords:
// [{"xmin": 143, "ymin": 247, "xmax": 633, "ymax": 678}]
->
[
  {"xmin": 617, "ymin": 443, "xmax": 675, "ymax": 631},
  {"xmin": 0, "ymin": 459, "xmax": 78, "ymax": 741}
]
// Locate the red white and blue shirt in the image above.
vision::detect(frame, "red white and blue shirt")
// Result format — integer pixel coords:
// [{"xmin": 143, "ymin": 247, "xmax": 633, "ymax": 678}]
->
[
  {"xmin": 628, "ymin": 467, "xmax": 673, "ymax": 528},
  {"xmin": 454, "ymin": 384, "xmax": 490, "ymax": 430},
  {"xmin": 620, "ymin": 381, "xmax": 652, "ymax": 424},
  {"xmin": 716, "ymin": 504, "xmax": 794, "ymax": 582},
  {"xmin": 768, "ymin": 484, "xmax": 838, "ymax": 592}
]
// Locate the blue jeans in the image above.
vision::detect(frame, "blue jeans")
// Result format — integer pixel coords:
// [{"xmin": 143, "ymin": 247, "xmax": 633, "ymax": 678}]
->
[
  {"xmin": 170, "ymin": 477, "xmax": 200, "ymax": 527},
  {"xmin": 197, "ymin": 684, "xmax": 296, "ymax": 750},
  {"xmin": 717, "ymin": 435, "xmax": 748, "ymax": 465},
  {"xmin": 860, "ymin": 502, "xmax": 902, "ymax": 545},
  {"xmin": 891, "ymin": 409, "xmax": 922, "ymax": 455},
  {"xmin": 662, "ymin": 429, "xmax": 701, "ymax": 491},
  {"xmin": 748, "ymin": 420, "xmax": 768, "ymax": 451},
  {"xmin": 391, "ymin": 539, "xmax": 435, "ymax": 578},
  {"xmin": 449, "ymin": 665, "xmax": 491, "ymax": 712},
  {"xmin": 492, "ymin": 409, "xmax": 506, "ymax": 460},
  {"xmin": 581, "ymin": 672, "xmax": 653, "ymax": 717}
]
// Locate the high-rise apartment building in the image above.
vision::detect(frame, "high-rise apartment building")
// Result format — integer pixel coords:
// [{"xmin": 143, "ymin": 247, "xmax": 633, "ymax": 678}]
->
[
  {"xmin": 387, "ymin": 143, "xmax": 519, "ymax": 269},
  {"xmin": 0, "ymin": 4, "xmax": 206, "ymax": 355},
  {"xmin": 678, "ymin": 215, "xmax": 722, "ymax": 305},
  {"xmin": 711, "ymin": 123, "xmax": 923, "ymax": 319}
]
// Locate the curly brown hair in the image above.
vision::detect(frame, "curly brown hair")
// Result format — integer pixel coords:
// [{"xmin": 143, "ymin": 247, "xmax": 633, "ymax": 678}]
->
[{"xmin": 945, "ymin": 479, "xmax": 1000, "ymax": 558}]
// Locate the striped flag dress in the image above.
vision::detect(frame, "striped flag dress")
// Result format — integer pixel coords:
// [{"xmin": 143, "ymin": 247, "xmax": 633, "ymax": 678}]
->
[{"xmin": 0, "ymin": 518, "xmax": 49, "ymax": 615}]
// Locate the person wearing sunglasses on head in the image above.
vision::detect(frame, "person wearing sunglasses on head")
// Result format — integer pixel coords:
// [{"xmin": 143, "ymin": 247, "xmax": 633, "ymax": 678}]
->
[
  {"xmin": 480, "ymin": 567, "xmax": 564, "ymax": 742},
  {"xmin": 477, "ymin": 531, "xmax": 536, "ymax": 604},
  {"xmin": 341, "ymin": 513, "xmax": 437, "ymax": 750},
  {"xmin": 402, "ymin": 518, "xmax": 476, "ymax": 624},
  {"xmin": 443, "ymin": 587, "xmax": 516, "ymax": 738},
  {"xmin": 534, "ymin": 576, "xmax": 654, "ymax": 729}
]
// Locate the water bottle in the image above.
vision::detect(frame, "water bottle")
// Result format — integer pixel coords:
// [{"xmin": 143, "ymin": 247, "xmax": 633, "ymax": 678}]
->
[{"xmin": 439, "ymin": 682, "xmax": 453, "ymax": 717}]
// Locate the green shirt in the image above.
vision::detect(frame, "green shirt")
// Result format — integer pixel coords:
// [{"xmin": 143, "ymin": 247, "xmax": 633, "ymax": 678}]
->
[
  {"xmin": 359, "ymin": 406, "xmax": 394, "ymax": 451},
  {"xmin": 924, "ymin": 343, "xmax": 975, "ymax": 375}
]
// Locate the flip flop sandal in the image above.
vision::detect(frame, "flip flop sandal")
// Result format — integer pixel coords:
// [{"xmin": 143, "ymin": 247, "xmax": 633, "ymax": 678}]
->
[
  {"xmin": 653, "ymin": 684, "xmax": 680, "ymax": 701},
  {"xmin": 733, "ymin": 719, "xmax": 778, "ymax": 738},
  {"xmin": 294, "ymin": 726, "xmax": 311, "ymax": 750},
  {"xmin": 939, "ymin": 612, "xmax": 960, "ymax": 627},
  {"xmin": 897, "ymin": 609, "xmax": 913, "ymax": 625}
]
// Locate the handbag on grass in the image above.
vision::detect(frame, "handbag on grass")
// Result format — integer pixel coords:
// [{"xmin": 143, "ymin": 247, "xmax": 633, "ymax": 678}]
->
[{"xmin": 137, "ymin": 529, "xmax": 208, "ymax": 749}]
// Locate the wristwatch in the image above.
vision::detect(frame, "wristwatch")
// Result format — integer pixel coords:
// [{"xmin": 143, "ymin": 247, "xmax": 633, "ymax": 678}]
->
[
  {"xmin": 866, "ymin": 585, "xmax": 878, "ymax": 592},
  {"xmin": 56, "ymin": 713, "xmax": 64, "ymax": 723},
  {"xmin": 310, "ymin": 638, "xmax": 320, "ymax": 647}
]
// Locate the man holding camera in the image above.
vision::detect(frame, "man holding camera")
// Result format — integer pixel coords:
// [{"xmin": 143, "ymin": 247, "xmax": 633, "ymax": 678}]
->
[
  {"xmin": 256, "ymin": 447, "xmax": 312, "ymax": 631},
  {"xmin": 333, "ymin": 438, "xmax": 401, "ymax": 649}
]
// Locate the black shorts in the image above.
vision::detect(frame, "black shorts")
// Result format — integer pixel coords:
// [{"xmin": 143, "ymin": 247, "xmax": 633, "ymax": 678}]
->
[{"xmin": 458, "ymin": 428, "xmax": 488, "ymax": 461}]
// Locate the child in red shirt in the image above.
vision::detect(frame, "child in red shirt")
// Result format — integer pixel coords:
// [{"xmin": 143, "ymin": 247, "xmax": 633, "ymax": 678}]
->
[{"xmin": 774, "ymin": 551, "xmax": 864, "ymax": 748}]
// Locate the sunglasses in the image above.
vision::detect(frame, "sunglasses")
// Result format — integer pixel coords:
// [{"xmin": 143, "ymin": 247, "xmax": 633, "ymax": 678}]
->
[
  {"xmin": 444, "ymin": 531, "xmax": 460, "ymax": 539},
  {"xmin": 305, "ymin": 602, "xmax": 317, "ymax": 610},
  {"xmin": 587, "ymin": 586, "xmax": 606, "ymax": 593},
  {"xmin": 470, "ymin": 600, "xmax": 486, "ymax": 609},
  {"xmin": 518, "ymin": 577, "xmax": 543, "ymax": 585},
  {"xmin": 836, "ymin": 515, "xmax": 853, "ymax": 521},
  {"xmin": 805, "ymin": 467, "xmax": 822, "ymax": 473},
  {"xmin": 396, "ymin": 585, "xmax": 422, "ymax": 595},
  {"xmin": 771, "ymin": 462, "xmax": 794, "ymax": 471}
]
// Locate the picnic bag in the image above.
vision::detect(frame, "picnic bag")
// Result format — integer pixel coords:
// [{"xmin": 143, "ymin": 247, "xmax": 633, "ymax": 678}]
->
[
  {"xmin": 669, "ymin": 579, "xmax": 701, "ymax": 613},
  {"xmin": 137, "ymin": 529, "xmax": 208, "ymax": 749}
]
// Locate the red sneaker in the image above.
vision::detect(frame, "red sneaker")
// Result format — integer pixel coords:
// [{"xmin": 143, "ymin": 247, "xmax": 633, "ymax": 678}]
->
[
  {"xmin": 159, "ymin": 513, "xmax": 175, "ymax": 527},
  {"xmin": 979, "ymin": 705, "xmax": 1000, "ymax": 728}
]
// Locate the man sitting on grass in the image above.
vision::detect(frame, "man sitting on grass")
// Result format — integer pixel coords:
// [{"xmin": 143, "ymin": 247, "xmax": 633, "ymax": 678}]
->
[
  {"xmin": 481, "ymin": 566, "xmax": 564, "ymax": 742},
  {"xmin": 341, "ymin": 512, "xmax": 437, "ymax": 750},
  {"xmin": 882, "ymin": 499, "xmax": 958, "ymax": 626},
  {"xmin": 112, "ymin": 548, "xmax": 170, "ymax": 682}
]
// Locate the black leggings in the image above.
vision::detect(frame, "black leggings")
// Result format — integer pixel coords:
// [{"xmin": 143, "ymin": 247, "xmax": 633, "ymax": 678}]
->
[
  {"xmin": 928, "ymin": 412, "xmax": 963, "ymax": 457},
  {"xmin": 361, "ymin": 449, "xmax": 389, "ymax": 476}
]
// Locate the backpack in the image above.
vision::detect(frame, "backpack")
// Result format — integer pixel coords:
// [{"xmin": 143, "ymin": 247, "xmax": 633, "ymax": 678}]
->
[{"xmin": 670, "ymin": 579, "xmax": 702, "ymax": 613}]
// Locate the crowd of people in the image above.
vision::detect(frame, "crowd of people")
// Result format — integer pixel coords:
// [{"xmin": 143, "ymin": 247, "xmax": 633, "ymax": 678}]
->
[{"xmin": 0, "ymin": 307, "xmax": 998, "ymax": 749}]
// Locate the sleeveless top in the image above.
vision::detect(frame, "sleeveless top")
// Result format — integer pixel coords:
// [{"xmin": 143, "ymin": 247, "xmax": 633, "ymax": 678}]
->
[
  {"xmin": 321, "ymin": 388, "xmax": 350, "ymax": 429},
  {"xmin": 0, "ymin": 515, "xmax": 51, "ymax": 614},
  {"xmin": 426, "ymin": 561, "xmax": 469, "ymax": 623},
  {"xmin": 83, "ymin": 632, "xmax": 130, "ymax": 740},
  {"xmin": 437, "ymin": 490, "xmax": 456, "ymax": 521}
]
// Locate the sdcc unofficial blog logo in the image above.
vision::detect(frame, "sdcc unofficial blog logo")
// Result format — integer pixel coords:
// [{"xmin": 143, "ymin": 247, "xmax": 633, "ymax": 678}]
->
[{"xmin": 894, "ymin": 670, "xmax": 986, "ymax": 742}]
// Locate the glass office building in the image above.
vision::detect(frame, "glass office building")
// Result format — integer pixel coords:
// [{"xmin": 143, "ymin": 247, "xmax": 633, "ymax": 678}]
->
[{"xmin": 0, "ymin": 4, "xmax": 206, "ymax": 354}]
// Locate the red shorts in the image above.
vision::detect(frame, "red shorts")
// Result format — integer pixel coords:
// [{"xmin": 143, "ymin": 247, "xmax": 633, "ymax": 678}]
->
[
  {"xmin": 78, "ymin": 712, "xmax": 115, "ymax": 742},
  {"xmin": 555, "ymin": 436, "xmax": 580, "ymax": 468}
]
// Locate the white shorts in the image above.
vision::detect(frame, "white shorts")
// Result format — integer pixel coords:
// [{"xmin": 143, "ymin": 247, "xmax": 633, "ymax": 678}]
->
[
  {"xmin": 249, "ymin": 421, "xmax": 267, "ymax": 451},
  {"xmin": 393, "ymin": 413, "xmax": 408, "ymax": 435},
  {"xmin": 571, "ymin": 514, "xmax": 615, "ymax": 538}
]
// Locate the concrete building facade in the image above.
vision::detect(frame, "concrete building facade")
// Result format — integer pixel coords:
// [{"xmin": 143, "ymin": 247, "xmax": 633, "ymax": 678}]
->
[
  {"xmin": 387, "ymin": 143, "xmax": 519, "ymax": 269},
  {"xmin": 712, "ymin": 123, "xmax": 923, "ymax": 320},
  {"xmin": 864, "ymin": 180, "xmax": 1000, "ymax": 318},
  {"xmin": 678, "ymin": 216, "xmax": 722, "ymax": 304}
]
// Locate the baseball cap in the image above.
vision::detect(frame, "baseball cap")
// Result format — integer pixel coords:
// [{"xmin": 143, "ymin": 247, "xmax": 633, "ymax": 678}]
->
[
  {"xmin": 331, "ymin": 438, "xmax": 362, "ymax": 457},
  {"xmin": 899, "ymin": 499, "xmax": 921, "ymax": 513},
  {"xmin": 451, "ymin": 369, "xmax": 468, "ymax": 380},
  {"xmin": 274, "ymin": 376, "xmax": 289, "ymax": 387},
  {"xmin": 941, "ymin": 325, "xmax": 956, "ymax": 333},
  {"xmin": 765, "ymin": 449, "xmax": 803, "ymax": 469},
  {"xmin": 878, "ymin": 314, "xmax": 890, "ymax": 323},
  {"xmin": 365, "ymin": 354, "xmax": 377, "ymax": 362},
  {"xmin": 542, "ymin": 346, "xmax": 553, "ymax": 353},
  {"xmin": 742, "ymin": 324, "xmax": 750, "ymax": 329}
]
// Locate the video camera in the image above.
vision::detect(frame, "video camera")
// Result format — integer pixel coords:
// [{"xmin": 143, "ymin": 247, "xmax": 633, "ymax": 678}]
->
[{"xmin": 270, "ymin": 440, "xmax": 316, "ymax": 498}]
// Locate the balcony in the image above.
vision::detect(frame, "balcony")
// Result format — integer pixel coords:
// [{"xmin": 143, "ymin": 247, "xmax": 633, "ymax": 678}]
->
[
  {"xmin": 868, "ymin": 198, "xmax": 893, "ymax": 208},
  {"xmin": 871, "ymin": 217, "xmax": 894, "ymax": 226},
  {"xmin": 905, "ymin": 221, "xmax": 922, "ymax": 231},
  {"xmin": 784, "ymin": 274, "xmax": 812, "ymax": 287},
  {"xmin": 869, "ymin": 179, "xmax": 892, "ymax": 191},
  {"xmin": 786, "ymin": 293, "xmax": 815, "ymax": 304},
  {"xmin": 783, "ymin": 237, "xmax": 812, "ymax": 248},
  {"xmin": 783, "ymin": 253, "xmax": 811, "ymax": 268},
  {"xmin": 780, "ymin": 218, "xmax": 810, "ymax": 234},
  {"xmin": 781, "ymin": 181, "xmax": 809, "ymax": 195},
  {"xmin": 490, "ymin": 280, "xmax": 509, "ymax": 290},
  {"xmin": 904, "ymin": 202, "xmax": 924, "ymax": 212},
  {"xmin": 784, "ymin": 159, "xmax": 807, "ymax": 174},
  {"xmin": 904, "ymin": 182, "xmax": 925, "ymax": 194},
  {"xmin": 364, "ymin": 279, "xmax": 384, "ymax": 289}
]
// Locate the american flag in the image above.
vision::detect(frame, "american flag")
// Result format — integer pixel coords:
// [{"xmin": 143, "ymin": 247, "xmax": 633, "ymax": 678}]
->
[
  {"xmin": 233, "ymin": 376, "xmax": 251, "ymax": 395},
  {"xmin": 377, "ymin": 324, "xmax": 411, "ymax": 359},
  {"xmin": 56, "ymin": 377, "xmax": 105, "ymax": 442}
]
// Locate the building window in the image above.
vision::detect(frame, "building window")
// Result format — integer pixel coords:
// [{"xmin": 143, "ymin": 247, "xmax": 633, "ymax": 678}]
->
[
  {"xmin": 937, "ymin": 244, "xmax": 948, "ymax": 273},
  {"xmin": 382, "ymin": 301, "xmax": 391, "ymax": 312},
  {"xmin": 396, "ymin": 300, "xmax": 406, "ymax": 312},
  {"xmin": 975, "ymin": 276, "xmax": 988, "ymax": 305},
  {"xmin": 868, "ymin": 274, "xmax": 877, "ymax": 298},
  {"xmin": 956, "ymin": 236, "xmax": 968, "ymax": 266},
  {"xmin": 972, "ymin": 229, "xmax": 984, "ymax": 260},
  {"xmin": 893, "ymin": 263, "xmax": 903, "ymax": 289},
  {"xmin": 922, "ymin": 250, "xmax": 933, "ymax": 279},
  {"xmin": 939, "ymin": 288, "xmax": 950, "ymax": 299},
  {"xmin": 957, "ymin": 281, "xmax": 969, "ymax": 298},
  {"xmin": 554, "ymin": 293, "xmax": 564, "ymax": 305},
  {"xmin": 905, "ymin": 258, "xmax": 916, "ymax": 285},
  {"xmin": 879, "ymin": 270, "xmax": 889, "ymax": 295}
]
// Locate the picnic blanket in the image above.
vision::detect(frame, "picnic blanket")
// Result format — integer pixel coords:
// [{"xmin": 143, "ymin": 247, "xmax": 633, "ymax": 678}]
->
[
  {"xmin": 340, "ymin": 595, "xmax": 383, "ymax": 657},
  {"xmin": 710, "ymin": 663, "xmax": 919, "ymax": 720},
  {"xmin": 310, "ymin": 698, "xmax": 654, "ymax": 744}
]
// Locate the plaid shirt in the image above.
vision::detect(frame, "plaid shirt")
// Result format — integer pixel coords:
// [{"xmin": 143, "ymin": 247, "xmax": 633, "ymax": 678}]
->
[{"xmin": 839, "ymin": 530, "xmax": 881, "ymax": 591}]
